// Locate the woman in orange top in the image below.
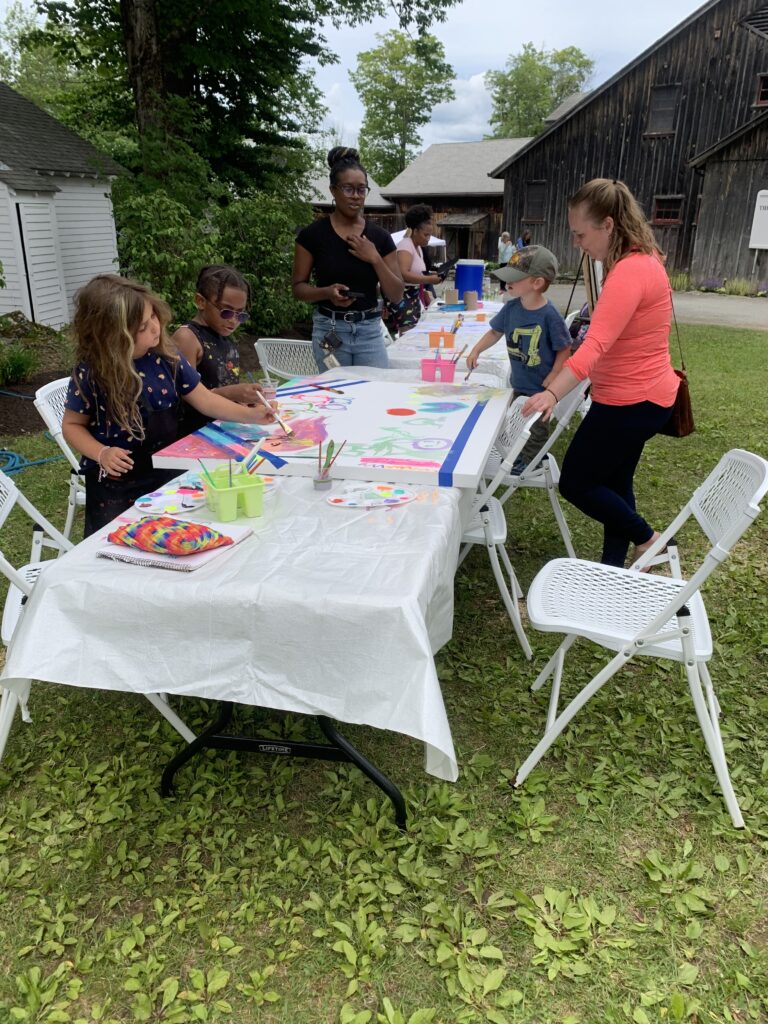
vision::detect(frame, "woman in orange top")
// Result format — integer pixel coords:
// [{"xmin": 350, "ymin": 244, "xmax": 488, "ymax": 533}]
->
[{"xmin": 523, "ymin": 179, "xmax": 679, "ymax": 566}]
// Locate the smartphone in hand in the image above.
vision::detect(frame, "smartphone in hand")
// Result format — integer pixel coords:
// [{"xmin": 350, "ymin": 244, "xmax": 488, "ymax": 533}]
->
[{"xmin": 341, "ymin": 289, "xmax": 366, "ymax": 300}]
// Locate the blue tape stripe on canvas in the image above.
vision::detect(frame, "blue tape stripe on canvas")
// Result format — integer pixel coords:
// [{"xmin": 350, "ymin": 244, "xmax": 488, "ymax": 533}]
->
[
  {"xmin": 277, "ymin": 379, "xmax": 369, "ymax": 397},
  {"xmin": 196, "ymin": 424, "xmax": 250, "ymax": 458},
  {"xmin": 438, "ymin": 402, "xmax": 485, "ymax": 487},
  {"xmin": 255, "ymin": 449, "xmax": 287, "ymax": 469}
]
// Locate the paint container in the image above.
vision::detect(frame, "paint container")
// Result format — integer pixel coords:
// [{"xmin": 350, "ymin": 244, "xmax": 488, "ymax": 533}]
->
[
  {"xmin": 421, "ymin": 357, "xmax": 456, "ymax": 384},
  {"xmin": 313, "ymin": 474, "xmax": 333, "ymax": 491},
  {"xmin": 476, "ymin": 313, "xmax": 487, "ymax": 321},
  {"xmin": 443, "ymin": 287, "xmax": 459, "ymax": 305},
  {"xmin": 428, "ymin": 330, "xmax": 454, "ymax": 349},
  {"xmin": 455, "ymin": 259, "xmax": 485, "ymax": 299},
  {"xmin": 258, "ymin": 378, "xmax": 277, "ymax": 402},
  {"xmin": 463, "ymin": 290, "xmax": 479, "ymax": 310},
  {"xmin": 204, "ymin": 466, "xmax": 264, "ymax": 521}
]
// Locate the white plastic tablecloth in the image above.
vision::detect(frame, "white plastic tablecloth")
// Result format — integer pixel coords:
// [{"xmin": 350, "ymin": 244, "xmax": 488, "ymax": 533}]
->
[{"xmin": 1, "ymin": 478, "xmax": 463, "ymax": 780}]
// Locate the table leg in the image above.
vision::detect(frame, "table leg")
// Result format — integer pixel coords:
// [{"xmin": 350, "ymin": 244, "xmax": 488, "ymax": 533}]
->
[{"xmin": 160, "ymin": 702, "xmax": 407, "ymax": 830}]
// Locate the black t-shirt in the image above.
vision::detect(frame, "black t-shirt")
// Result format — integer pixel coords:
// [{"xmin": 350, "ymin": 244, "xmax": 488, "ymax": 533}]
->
[{"xmin": 295, "ymin": 215, "xmax": 396, "ymax": 311}]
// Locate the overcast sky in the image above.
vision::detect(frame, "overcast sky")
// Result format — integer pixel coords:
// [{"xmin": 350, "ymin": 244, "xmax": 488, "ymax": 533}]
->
[{"xmin": 312, "ymin": 0, "xmax": 708, "ymax": 152}]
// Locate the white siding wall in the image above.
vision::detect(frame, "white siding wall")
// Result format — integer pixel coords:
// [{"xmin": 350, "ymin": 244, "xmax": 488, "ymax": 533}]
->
[
  {"xmin": 52, "ymin": 177, "xmax": 119, "ymax": 318},
  {"xmin": 16, "ymin": 196, "xmax": 67, "ymax": 327},
  {"xmin": 0, "ymin": 182, "xmax": 31, "ymax": 318}
]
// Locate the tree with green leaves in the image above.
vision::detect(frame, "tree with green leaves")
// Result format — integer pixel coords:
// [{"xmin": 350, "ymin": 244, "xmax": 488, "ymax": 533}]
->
[
  {"xmin": 350, "ymin": 29, "xmax": 455, "ymax": 185},
  {"xmin": 485, "ymin": 42, "xmax": 594, "ymax": 138}
]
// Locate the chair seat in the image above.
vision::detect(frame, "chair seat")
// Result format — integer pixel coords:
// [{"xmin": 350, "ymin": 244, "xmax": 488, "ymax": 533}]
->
[
  {"xmin": 461, "ymin": 497, "xmax": 507, "ymax": 545},
  {"xmin": 527, "ymin": 558, "xmax": 712, "ymax": 662},
  {"xmin": 1, "ymin": 562, "xmax": 45, "ymax": 645}
]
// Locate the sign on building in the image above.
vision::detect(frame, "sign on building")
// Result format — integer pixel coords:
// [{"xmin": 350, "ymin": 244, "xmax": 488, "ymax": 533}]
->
[{"xmin": 748, "ymin": 190, "xmax": 768, "ymax": 250}]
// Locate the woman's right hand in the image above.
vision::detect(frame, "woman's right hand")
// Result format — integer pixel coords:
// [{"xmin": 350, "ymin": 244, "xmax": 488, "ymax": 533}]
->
[
  {"xmin": 326, "ymin": 284, "xmax": 355, "ymax": 306},
  {"xmin": 522, "ymin": 390, "xmax": 558, "ymax": 422},
  {"xmin": 99, "ymin": 446, "xmax": 133, "ymax": 476}
]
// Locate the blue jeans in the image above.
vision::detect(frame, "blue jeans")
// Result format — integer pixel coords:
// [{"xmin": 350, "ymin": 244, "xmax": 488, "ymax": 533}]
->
[{"xmin": 312, "ymin": 313, "xmax": 389, "ymax": 371}]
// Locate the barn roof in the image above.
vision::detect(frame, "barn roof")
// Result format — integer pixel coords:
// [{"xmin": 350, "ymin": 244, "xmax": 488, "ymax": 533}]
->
[
  {"xmin": 382, "ymin": 139, "xmax": 532, "ymax": 198},
  {"xmin": 488, "ymin": 0, "xmax": 729, "ymax": 178},
  {"xmin": 689, "ymin": 107, "xmax": 768, "ymax": 167},
  {"xmin": 0, "ymin": 82, "xmax": 124, "ymax": 180}
]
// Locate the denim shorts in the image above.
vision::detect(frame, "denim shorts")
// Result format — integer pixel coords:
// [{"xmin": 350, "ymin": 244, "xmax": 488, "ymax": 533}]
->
[{"xmin": 312, "ymin": 313, "xmax": 389, "ymax": 371}]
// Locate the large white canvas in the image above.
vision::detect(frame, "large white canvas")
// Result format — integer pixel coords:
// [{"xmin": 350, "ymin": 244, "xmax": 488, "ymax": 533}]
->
[{"xmin": 154, "ymin": 377, "xmax": 510, "ymax": 489}]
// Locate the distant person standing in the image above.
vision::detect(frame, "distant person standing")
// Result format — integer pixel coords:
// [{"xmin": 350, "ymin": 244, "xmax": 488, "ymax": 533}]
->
[
  {"xmin": 498, "ymin": 231, "xmax": 514, "ymax": 265},
  {"xmin": 516, "ymin": 229, "xmax": 532, "ymax": 250},
  {"xmin": 385, "ymin": 204, "xmax": 443, "ymax": 334}
]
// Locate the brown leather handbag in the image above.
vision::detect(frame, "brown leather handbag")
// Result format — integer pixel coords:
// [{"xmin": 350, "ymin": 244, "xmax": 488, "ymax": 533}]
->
[{"xmin": 660, "ymin": 296, "xmax": 695, "ymax": 438}]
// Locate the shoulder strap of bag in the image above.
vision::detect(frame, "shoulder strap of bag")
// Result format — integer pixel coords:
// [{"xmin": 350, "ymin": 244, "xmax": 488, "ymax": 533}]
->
[{"xmin": 669, "ymin": 288, "xmax": 686, "ymax": 373}]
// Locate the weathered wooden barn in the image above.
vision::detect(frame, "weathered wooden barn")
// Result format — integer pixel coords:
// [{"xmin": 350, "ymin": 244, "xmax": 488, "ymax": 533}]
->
[
  {"xmin": 381, "ymin": 139, "xmax": 531, "ymax": 260},
  {"xmin": 490, "ymin": 0, "xmax": 768, "ymax": 282},
  {"xmin": 689, "ymin": 109, "xmax": 768, "ymax": 286}
]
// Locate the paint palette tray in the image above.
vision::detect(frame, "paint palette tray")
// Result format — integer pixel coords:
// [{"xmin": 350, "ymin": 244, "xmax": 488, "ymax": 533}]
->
[
  {"xmin": 135, "ymin": 474, "xmax": 206, "ymax": 515},
  {"xmin": 327, "ymin": 483, "xmax": 417, "ymax": 509}
]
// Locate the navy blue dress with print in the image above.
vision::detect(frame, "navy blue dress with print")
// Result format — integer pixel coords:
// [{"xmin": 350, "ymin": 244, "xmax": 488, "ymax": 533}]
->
[{"xmin": 66, "ymin": 352, "xmax": 201, "ymax": 536}]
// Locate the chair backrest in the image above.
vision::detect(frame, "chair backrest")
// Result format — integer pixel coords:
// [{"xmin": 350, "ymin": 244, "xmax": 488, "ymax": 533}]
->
[
  {"xmin": 472, "ymin": 397, "xmax": 540, "ymax": 515},
  {"xmin": 0, "ymin": 470, "xmax": 72, "ymax": 596},
  {"xmin": 34, "ymin": 377, "xmax": 81, "ymax": 473},
  {"xmin": 518, "ymin": 378, "xmax": 591, "ymax": 478},
  {"xmin": 255, "ymin": 339, "xmax": 317, "ymax": 383},
  {"xmin": 633, "ymin": 449, "xmax": 768, "ymax": 638}
]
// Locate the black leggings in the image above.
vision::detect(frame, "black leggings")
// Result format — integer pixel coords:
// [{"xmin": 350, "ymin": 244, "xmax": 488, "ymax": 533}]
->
[{"xmin": 559, "ymin": 399, "xmax": 673, "ymax": 566}]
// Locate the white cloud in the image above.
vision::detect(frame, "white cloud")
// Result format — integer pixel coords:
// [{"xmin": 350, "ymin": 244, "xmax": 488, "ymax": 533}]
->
[{"xmin": 422, "ymin": 74, "xmax": 493, "ymax": 146}]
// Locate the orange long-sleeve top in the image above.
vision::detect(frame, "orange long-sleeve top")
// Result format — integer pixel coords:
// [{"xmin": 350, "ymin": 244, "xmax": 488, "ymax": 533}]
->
[{"xmin": 565, "ymin": 251, "xmax": 680, "ymax": 407}]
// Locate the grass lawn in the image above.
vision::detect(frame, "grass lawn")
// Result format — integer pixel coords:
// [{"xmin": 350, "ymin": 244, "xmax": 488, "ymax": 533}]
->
[{"xmin": 0, "ymin": 323, "xmax": 767, "ymax": 1024}]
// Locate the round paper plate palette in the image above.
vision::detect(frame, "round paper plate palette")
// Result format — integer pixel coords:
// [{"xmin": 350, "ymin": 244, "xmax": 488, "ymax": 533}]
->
[
  {"xmin": 135, "ymin": 476, "xmax": 207, "ymax": 515},
  {"xmin": 327, "ymin": 483, "xmax": 416, "ymax": 509}
]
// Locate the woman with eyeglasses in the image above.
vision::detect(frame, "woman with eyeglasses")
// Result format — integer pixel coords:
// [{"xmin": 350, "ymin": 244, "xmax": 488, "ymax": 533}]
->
[
  {"xmin": 173, "ymin": 264, "xmax": 261, "ymax": 434},
  {"xmin": 293, "ymin": 147, "xmax": 404, "ymax": 370}
]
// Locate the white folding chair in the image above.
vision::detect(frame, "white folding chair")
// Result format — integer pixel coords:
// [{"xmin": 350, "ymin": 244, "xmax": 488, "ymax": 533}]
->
[
  {"xmin": 0, "ymin": 471, "xmax": 196, "ymax": 763},
  {"xmin": 458, "ymin": 397, "xmax": 541, "ymax": 659},
  {"xmin": 255, "ymin": 338, "xmax": 317, "ymax": 383},
  {"xmin": 34, "ymin": 377, "xmax": 85, "ymax": 539},
  {"xmin": 482, "ymin": 379, "xmax": 591, "ymax": 558},
  {"xmin": 515, "ymin": 449, "xmax": 768, "ymax": 828}
]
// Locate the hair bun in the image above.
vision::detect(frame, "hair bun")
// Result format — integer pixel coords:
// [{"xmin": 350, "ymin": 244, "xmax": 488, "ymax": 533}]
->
[{"xmin": 328, "ymin": 146, "xmax": 359, "ymax": 168}]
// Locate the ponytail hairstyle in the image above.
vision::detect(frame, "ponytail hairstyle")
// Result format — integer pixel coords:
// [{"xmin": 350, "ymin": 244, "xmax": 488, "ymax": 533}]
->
[
  {"xmin": 327, "ymin": 146, "xmax": 367, "ymax": 188},
  {"xmin": 196, "ymin": 264, "xmax": 251, "ymax": 306},
  {"xmin": 568, "ymin": 178, "xmax": 659, "ymax": 275},
  {"xmin": 71, "ymin": 274, "xmax": 176, "ymax": 440}
]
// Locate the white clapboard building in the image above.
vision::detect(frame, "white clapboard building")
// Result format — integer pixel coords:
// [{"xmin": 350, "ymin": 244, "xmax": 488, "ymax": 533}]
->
[{"xmin": 0, "ymin": 82, "xmax": 124, "ymax": 328}]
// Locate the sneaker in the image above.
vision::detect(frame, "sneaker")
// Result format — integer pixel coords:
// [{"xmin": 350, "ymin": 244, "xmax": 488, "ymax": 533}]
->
[{"xmin": 510, "ymin": 457, "xmax": 528, "ymax": 476}]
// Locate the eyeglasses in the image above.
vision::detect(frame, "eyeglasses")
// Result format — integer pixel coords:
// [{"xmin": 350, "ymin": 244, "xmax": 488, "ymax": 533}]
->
[
  {"xmin": 208, "ymin": 300, "xmax": 249, "ymax": 322},
  {"xmin": 335, "ymin": 184, "xmax": 371, "ymax": 198}
]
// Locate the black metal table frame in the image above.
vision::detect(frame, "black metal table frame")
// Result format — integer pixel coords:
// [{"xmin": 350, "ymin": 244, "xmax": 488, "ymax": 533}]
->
[{"xmin": 160, "ymin": 701, "xmax": 407, "ymax": 829}]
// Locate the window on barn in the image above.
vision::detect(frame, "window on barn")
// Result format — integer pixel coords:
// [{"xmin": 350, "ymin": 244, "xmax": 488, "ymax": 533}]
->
[
  {"xmin": 742, "ymin": 6, "xmax": 768, "ymax": 41},
  {"xmin": 647, "ymin": 85, "xmax": 681, "ymax": 134},
  {"xmin": 757, "ymin": 74, "xmax": 768, "ymax": 106},
  {"xmin": 524, "ymin": 181, "xmax": 546, "ymax": 222},
  {"xmin": 652, "ymin": 196, "xmax": 684, "ymax": 225}
]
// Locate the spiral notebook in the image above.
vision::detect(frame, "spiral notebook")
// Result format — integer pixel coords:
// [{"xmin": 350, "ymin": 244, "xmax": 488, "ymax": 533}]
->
[{"xmin": 97, "ymin": 519, "xmax": 253, "ymax": 572}]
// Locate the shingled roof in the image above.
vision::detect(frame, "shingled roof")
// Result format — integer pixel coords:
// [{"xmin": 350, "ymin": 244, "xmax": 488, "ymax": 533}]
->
[
  {"xmin": 381, "ymin": 139, "xmax": 532, "ymax": 198},
  {"xmin": 0, "ymin": 81, "xmax": 124, "ymax": 186}
]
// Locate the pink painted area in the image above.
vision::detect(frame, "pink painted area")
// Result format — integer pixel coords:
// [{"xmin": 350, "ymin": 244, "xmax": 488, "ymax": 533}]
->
[
  {"xmin": 359, "ymin": 456, "xmax": 443, "ymax": 471},
  {"xmin": 258, "ymin": 416, "xmax": 328, "ymax": 453}
]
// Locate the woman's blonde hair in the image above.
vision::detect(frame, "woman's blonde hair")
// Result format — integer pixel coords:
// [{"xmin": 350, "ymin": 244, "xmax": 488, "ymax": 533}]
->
[
  {"xmin": 71, "ymin": 274, "xmax": 177, "ymax": 439},
  {"xmin": 568, "ymin": 178, "xmax": 659, "ymax": 275}
]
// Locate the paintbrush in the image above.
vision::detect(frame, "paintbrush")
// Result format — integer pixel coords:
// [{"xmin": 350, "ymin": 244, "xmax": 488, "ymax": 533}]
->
[
  {"xmin": 247, "ymin": 455, "xmax": 266, "ymax": 475},
  {"xmin": 317, "ymin": 440, "xmax": 323, "ymax": 476},
  {"xmin": 452, "ymin": 344, "xmax": 468, "ymax": 365},
  {"xmin": 198, "ymin": 459, "xmax": 216, "ymax": 489},
  {"xmin": 321, "ymin": 440, "xmax": 335, "ymax": 476},
  {"xmin": 327, "ymin": 439, "xmax": 346, "ymax": 470},
  {"xmin": 464, "ymin": 364, "xmax": 476, "ymax": 383},
  {"xmin": 310, "ymin": 382, "xmax": 344, "ymax": 395},
  {"xmin": 256, "ymin": 390, "xmax": 294, "ymax": 437}
]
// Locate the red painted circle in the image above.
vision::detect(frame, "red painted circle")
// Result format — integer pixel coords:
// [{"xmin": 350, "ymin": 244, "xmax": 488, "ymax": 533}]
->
[{"xmin": 387, "ymin": 407, "xmax": 416, "ymax": 416}]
